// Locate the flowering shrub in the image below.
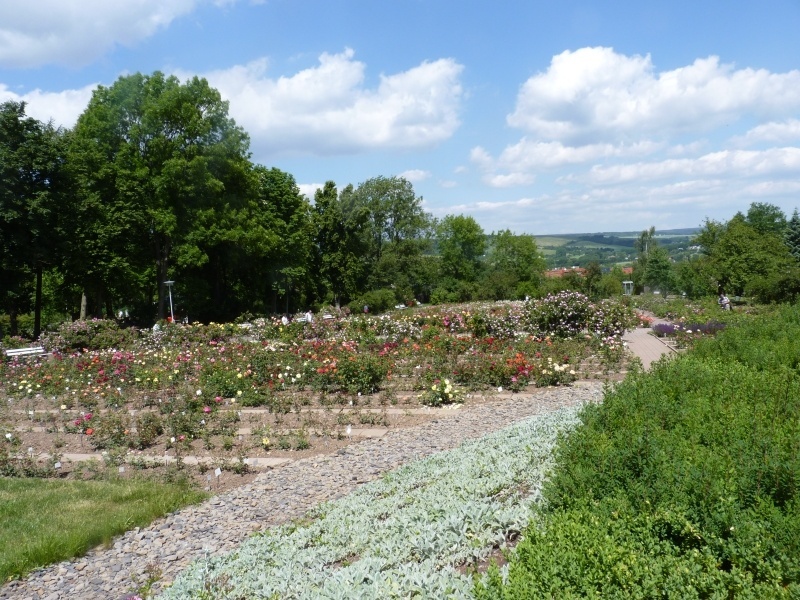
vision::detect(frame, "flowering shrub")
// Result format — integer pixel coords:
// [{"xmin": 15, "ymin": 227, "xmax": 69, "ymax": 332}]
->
[
  {"xmin": 526, "ymin": 292, "xmax": 592, "ymax": 338},
  {"xmin": 39, "ymin": 319, "xmax": 138, "ymax": 352},
  {"xmin": 419, "ymin": 378, "xmax": 463, "ymax": 406},
  {"xmin": 586, "ymin": 299, "xmax": 637, "ymax": 338}
]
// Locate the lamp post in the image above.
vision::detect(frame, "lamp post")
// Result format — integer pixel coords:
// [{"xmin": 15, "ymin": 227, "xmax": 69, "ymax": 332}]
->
[{"xmin": 163, "ymin": 280, "xmax": 175, "ymax": 322}]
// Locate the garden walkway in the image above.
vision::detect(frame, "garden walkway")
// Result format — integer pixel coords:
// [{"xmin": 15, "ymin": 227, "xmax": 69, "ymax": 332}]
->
[{"xmin": 622, "ymin": 325, "xmax": 676, "ymax": 370}]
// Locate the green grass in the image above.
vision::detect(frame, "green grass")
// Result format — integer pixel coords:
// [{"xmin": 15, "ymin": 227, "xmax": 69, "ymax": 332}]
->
[{"xmin": 0, "ymin": 477, "xmax": 206, "ymax": 581}]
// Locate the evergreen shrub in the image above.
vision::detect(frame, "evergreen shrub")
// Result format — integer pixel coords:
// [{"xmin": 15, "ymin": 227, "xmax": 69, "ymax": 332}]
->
[{"xmin": 477, "ymin": 305, "xmax": 800, "ymax": 598}]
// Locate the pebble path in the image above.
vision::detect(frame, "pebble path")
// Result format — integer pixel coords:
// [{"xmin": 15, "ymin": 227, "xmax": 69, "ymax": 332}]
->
[{"xmin": 1, "ymin": 382, "xmax": 605, "ymax": 600}]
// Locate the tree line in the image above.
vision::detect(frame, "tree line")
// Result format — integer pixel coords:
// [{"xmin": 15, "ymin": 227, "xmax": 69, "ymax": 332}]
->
[
  {"xmin": 1, "ymin": 72, "xmax": 548, "ymax": 338},
  {"xmin": 632, "ymin": 202, "xmax": 800, "ymax": 302}
]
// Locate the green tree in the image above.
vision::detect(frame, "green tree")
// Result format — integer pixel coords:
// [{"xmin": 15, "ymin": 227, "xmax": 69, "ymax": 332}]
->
[
  {"xmin": 0, "ymin": 101, "xmax": 69, "ymax": 337},
  {"xmin": 642, "ymin": 246, "xmax": 675, "ymax": 295},
  {"xmin": 69, "ymin": 72, "xmax": 252, "ymax": 322},
  {"xmin": 312, "ymin": 182, "xmax": 368, "ymax": 307},
  {"xmin": 251, "ymin": 166, "xmax": 314, "ymax": 315},
  {"xmin": 437, "ymin": 215, "xmax": 486, "ymax": 283},
  {"xmin": 486, "ymin": 230, "xmax": 546, "ymax": 283},
  {"xmin": 785, "ymin": 209, "xmax": 800, "ymax": 261},
  {"xmin": 340, "ymin": 176, "xmax": 433, "ymax": 299},
  {"xmin": 701, "ymin": 215, "xmax": 793, "ymax": 296},
  {"xmin": 632, "ymin": 226, "xmax": 657, "ymax": 293},
  {"xmin": 745, "ymin": 201, "xmax": 787, "ymax": 236}
]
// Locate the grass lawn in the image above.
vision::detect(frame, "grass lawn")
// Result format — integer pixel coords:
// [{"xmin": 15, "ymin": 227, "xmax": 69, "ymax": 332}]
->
[{"xmin": 0, "ymin": 477, "xmax": 206, "ymax": 581}]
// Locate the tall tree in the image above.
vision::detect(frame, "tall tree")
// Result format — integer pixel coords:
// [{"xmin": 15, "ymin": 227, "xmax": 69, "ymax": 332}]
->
[
  {"xmin": 437, "ymin": 215, "xmax": 486, "ymax": 283},
  {"xmin": 69, "ymin": 72, "xmax": 252, "ymax": 321},
  {"xmin": 253, "ymin": 166, "xmax": 314, "ymax": 314},
  {"xmin": 312, "ymin": 182, "xmax": 368, "ymax": 307},
  {"xmin": 481, "ymin": 230, "xmax": 547, "ymax": 299},
  {"xmin": 702, "ymin": 215, "xmax": 793, "ymax": 295},
  {"xmin": 642, "ymin": 246, "xmax": 675, "ymax": 296},
  {"xmin": 0, "ymin": 101, "xmax": 68, "ymax": 337},
  {"xmin": 785, "ymin": 209, "xmax": 800, "ymax": 261}
]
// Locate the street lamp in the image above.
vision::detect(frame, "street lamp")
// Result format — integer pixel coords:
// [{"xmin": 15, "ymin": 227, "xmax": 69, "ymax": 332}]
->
[{"xmin": 163, "ymin": 280, "xmax": 175, "ymax": 322}]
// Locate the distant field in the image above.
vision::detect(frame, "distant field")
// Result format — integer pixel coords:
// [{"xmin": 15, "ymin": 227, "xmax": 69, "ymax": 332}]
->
[{"xmin": 535, "ymin": 236, "xmax": 575, "ymax": 247}]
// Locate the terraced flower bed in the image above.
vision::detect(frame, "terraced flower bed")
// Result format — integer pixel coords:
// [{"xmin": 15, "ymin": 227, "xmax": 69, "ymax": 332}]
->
[{"xmin": 1, "ymin": 298, "xmax": 636, "ymax": 493}]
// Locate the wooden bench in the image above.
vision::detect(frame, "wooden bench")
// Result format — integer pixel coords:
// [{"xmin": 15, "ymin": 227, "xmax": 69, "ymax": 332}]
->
[{"xmin": 4, "ymin": 346, "xmax": 47, "ymax": 360}]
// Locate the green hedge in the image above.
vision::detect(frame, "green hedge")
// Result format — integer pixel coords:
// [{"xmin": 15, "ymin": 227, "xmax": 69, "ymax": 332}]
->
[{"xmin": 476, "ymin": 304, "xmax": 800, "ymax": 598}]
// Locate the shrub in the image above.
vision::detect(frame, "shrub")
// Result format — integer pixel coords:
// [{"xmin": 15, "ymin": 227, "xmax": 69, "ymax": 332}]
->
[
  {"xmin": 40, "ymin": 319, "xmax": 138, "ymax": 352},
  {"xmin": 480, "ymin": 306, "xmax": 800, "ymax": 598},
  {"xmin": 525, "ymin": 291, "xmax": 592, "ymax": 338},
  {"xmin": 334, "ymin": 353, "xmax": 389, "ymax": 394},
  {"xmin": 586, "ymin": 298, "xmax": 636, "ymax": 338},
  {"xmin": 348, "ymin": 288, "xmax": 397, "ymax": 314},
  {"xmin": 419, "ymin": 378, "xmax": 462, "ymax": 406}
]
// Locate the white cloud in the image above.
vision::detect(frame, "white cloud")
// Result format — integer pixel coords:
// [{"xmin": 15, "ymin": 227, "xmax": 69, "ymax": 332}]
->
[
  {"xmin": 485, "ymin": 173, "xmax": 537, "ymax": 188},
  {"xmin": 198, "ymin": 49, "xmax": 464, "ymax": 156},
  {"xmin": 509, "ymin": 47, "xmax": 800, "ymax": 144},
  {"xmin": 0, "ymin": 83, "xmax": 96, "ymax": 126},
  {"xmin": 470, "ymin": 139, "xmax": 662, "ymax": 187},
  {"xmin": 297, "ymin": 183, "xmax": 324, "ymax": 200},
  {"xmin": 581, "ymin": 147, "xmax": 800, "ymax": 185},
  {"xmin": 398, "ymin": 169, "xmax": 431, "ymax": 183},
  {"xmin": 0, "ymin": 0, "xmax": 202, "ymax": 68},
  {"xmin": 733, "ymin": 119, "xmax": 800, "ymax": 146}
]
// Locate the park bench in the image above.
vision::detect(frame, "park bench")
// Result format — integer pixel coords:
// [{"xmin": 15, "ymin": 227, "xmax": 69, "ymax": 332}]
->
[{"xmin": 4, "ymin": 346, "xmax": 47, "ymax": 360}]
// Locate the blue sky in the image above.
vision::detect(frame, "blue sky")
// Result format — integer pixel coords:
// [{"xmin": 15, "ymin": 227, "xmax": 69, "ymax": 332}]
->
[{"xmin": 2, "ymin": 1, "xmax": 800, "ymax": 235}]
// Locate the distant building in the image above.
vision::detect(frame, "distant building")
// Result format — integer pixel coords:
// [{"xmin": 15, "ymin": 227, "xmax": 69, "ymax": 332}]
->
[{"xmin": 544, "ymin": 266, "xmax": 587, "ymax": 279}]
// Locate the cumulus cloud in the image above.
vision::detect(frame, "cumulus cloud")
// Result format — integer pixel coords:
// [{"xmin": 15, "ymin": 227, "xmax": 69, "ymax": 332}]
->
[
  {"xmin": 0, "ymin": 83, "xmax": 96, "ymax": 126},
  {"xmin": 198, "ymin": 49, "xmax": 464, "ymax": 156},
  {"xmin": 470, "ymin": 139, "xmax": 661, "ymax": 187},
  {"xmin": 733, "ymin": 119, "xmax": 800, "ymax": 146},
  {"xmin": 509, "ymin": 47, "xmax": 800, "ymax": 143},
  {"xmin": 581, "ymin": 147, "xmax": 800, "ymax": 185},
  {"xmin": 0, "ymin": 0, "xmax": 204, "ymax": 68},
  {"xmin": 398, "ymin": 169, "xmax": 431, "ymax": 183}
]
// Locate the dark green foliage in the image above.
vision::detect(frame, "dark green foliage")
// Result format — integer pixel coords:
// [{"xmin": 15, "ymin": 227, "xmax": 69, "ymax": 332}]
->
[
  {"xmin": 480, "ymin": 305, "xmax": 800, "ymax": 598},
  {"xmin": 785, "ymin": 209, "xmax": 800, "ymax": 261},
  {"xmin": 348, "ymin": 288, "xmax": 397, "ymax": 314}
]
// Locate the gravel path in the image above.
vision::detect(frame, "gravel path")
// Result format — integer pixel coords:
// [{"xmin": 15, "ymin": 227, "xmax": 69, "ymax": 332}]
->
[{"xmin": 1, "ymin": 382, "xmax": 604, "ymax": 600}]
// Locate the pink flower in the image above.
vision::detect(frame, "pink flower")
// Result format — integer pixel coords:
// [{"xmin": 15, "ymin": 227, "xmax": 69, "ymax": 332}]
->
[
  {"xmin": 214, "ymin": 396, "xmax": 223, "ymax": 404},
  {"xmin": 203, "ymin": 406, "xmax": 211, "ymax": 414},
  {"xmin": 84, "ymin": 413, "xmax": 93, "ymax": 421}
]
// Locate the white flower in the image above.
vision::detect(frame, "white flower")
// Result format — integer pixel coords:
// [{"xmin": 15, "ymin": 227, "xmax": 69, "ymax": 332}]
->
[
  {"xmin": 170, "ymin": 437, "xmax": 176, "ymax": 443},
  {"xmin": 196, "ymin": 389, "xmax": 202, "ymax": 396},
  {"xmin": 60, "ymin": 404, "xmax": 67, "ymax": 410},
  {"xmin": 4, "ymin": 433, "xmax": 11, "ymax": 440},
  {"xmin": 497, "ymin": 387, "xmax": 503, "ymax": 392}
]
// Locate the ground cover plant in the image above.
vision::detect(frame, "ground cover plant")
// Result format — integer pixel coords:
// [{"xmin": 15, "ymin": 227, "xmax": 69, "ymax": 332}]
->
[
  {"xmin": 160, "ymin": 405, "xmax": 585, "ymax": 599},
  {"xmin": 475, "ymin": 303, "xmax": 800, "ymax": 598},
  {"xmin": 0, "ymin": 477, "xmax": 205, "ymax": 581}
]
